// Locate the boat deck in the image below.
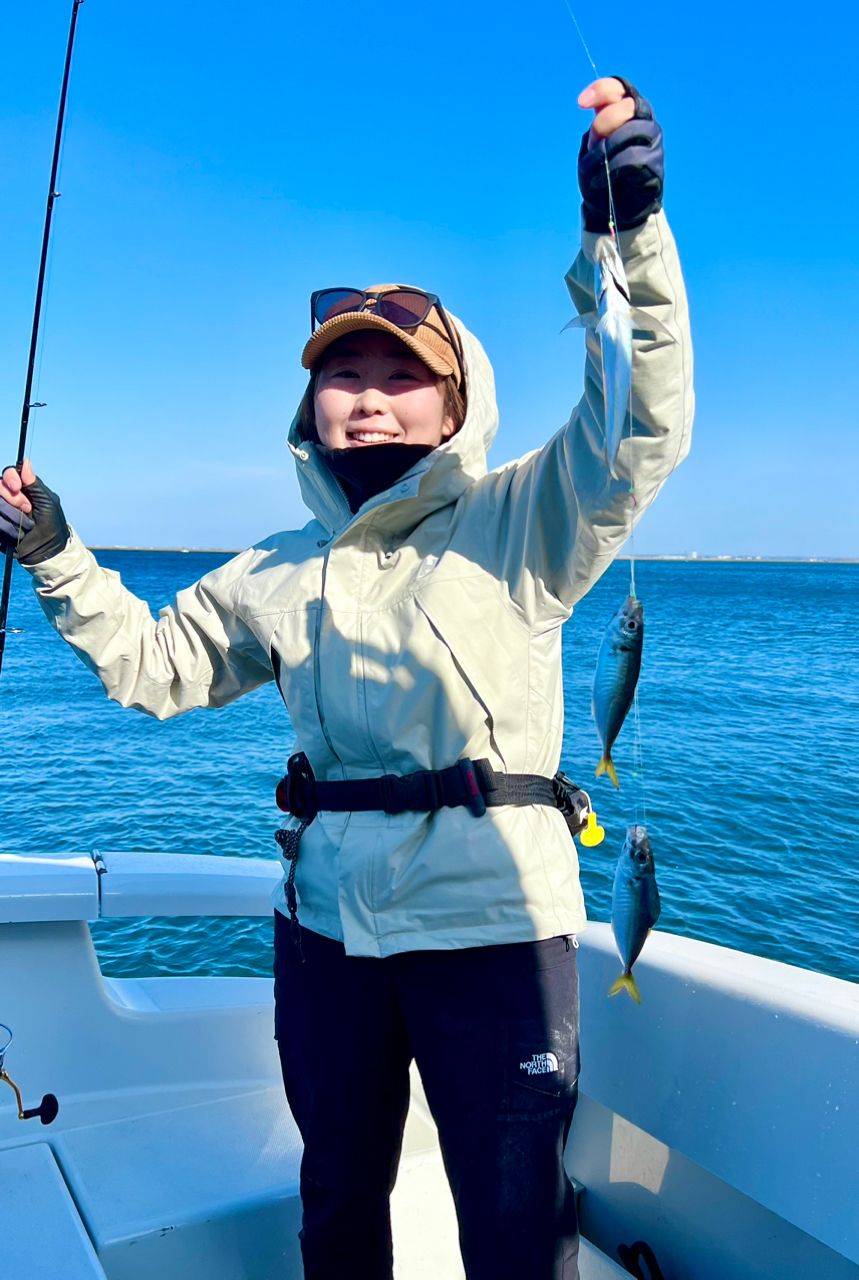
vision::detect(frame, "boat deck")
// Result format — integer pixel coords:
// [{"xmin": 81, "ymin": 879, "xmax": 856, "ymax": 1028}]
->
[
  {"xmin": 1, "ymin": 1071, "xmax": 629, "ymax": 1280},
  {"xmin": 2, "ymin": 850, "xmax": 858, "ymax": 1279}
]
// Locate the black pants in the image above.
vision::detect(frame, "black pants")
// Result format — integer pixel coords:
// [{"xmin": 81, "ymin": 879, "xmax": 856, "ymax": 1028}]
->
[{"xmin": 273, "ymin": 911, "xmax": 580, "ymax": 1280}]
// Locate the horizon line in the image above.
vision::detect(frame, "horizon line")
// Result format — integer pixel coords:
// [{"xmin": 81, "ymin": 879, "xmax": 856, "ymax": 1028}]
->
[{"xmin": 85, "ymin": 547, "xmax": 859, "ymax": 565}]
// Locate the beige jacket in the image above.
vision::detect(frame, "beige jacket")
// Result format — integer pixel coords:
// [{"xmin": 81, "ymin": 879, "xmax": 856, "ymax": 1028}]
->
[{"xmin": 28, "ymin": 212, "xmax": 694, "ymax": 957}]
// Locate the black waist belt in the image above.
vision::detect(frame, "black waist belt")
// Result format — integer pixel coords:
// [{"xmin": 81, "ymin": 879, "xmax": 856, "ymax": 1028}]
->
[
  {"xmin": 273, "ymin": 753, "xmax": 589, "ymax": 954},
  {"xmin": 275, "ymin": 753, "xmax": 563, "ymax": 821}
]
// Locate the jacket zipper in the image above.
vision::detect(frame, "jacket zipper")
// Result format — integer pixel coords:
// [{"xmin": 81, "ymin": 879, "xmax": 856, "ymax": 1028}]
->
[{"xmin": 312, "ymin": 544, "xmax": 341, "ymax": 766}]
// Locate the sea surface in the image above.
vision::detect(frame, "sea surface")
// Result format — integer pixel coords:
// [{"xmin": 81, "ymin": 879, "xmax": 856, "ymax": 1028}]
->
[{"xmin": 2, "ymin": 554, "xmax": 857, "ymax": 984}]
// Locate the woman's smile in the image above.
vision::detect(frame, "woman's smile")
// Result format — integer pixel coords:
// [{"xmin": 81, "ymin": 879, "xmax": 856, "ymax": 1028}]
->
[{"xmin": 346, "ymin": 428, "xmax": 403, "ymax": 446}]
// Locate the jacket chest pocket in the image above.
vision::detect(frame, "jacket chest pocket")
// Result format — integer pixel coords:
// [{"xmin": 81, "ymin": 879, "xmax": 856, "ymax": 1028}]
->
[{"xmin": 413, "ymin": 576, "xmax": 528, "ymax": 769}]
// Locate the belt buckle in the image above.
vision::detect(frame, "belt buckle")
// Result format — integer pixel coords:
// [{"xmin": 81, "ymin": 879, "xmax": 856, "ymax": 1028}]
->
[
  {"xmin": 552, "ymin": 772, "xmax": 591, "ymax": 835},
  {"xmin": 457, "ymin": 759, "xmax": 487, "ymax": 818}
]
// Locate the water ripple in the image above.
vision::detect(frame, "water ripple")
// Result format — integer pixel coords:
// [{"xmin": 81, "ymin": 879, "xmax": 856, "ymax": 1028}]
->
[{"xmin": 3, "ymin": 556, "xmax": 857, "ymax": 983}]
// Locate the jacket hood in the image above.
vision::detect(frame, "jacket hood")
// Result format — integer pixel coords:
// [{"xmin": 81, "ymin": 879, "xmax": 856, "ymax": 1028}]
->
[{"xmin": 286, "ymin": 316, "xmax": 499, "ymax": 536}]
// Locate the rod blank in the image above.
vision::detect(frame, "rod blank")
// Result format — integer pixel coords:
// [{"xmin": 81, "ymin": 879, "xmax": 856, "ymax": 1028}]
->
[{"xmin": 0, "ymin": 0, "xmax": 84, "ymax": 675}]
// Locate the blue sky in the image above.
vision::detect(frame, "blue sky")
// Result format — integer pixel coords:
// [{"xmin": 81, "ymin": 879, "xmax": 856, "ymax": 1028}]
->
[{"xmin": 1, "ymin": 0, "xmax": 856, "ymax": 556}]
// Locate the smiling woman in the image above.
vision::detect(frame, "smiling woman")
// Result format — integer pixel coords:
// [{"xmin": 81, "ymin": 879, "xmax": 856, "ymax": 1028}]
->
[
  {"xmin": 294, "ymin": 288, "xmax": 469, "ymax": 515},
  {"xmin": 0, "ymin": 75, "xmax": 693, "ymax": 1280},
  {"xmin": 295, "ymin": 329, "xmax": 462, "ymax": 514},
  {"xmin": 297, "ymin": 282, "xmax": 468, "ymax": 455},
  {"xmin": 314, "ymin": 332, "xmax": 456, "ymax": 447}
]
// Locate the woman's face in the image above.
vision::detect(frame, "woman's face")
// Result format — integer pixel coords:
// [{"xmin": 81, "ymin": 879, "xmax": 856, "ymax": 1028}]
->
[{"xmin": 314, "ymin": 331, "xmax": 455, "ymax": 449}]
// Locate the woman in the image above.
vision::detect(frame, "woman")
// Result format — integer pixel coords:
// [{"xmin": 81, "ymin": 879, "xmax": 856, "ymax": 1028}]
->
[{"xmin": 1, "ymin": 77, "xmax": 693, "ymax": 1280}]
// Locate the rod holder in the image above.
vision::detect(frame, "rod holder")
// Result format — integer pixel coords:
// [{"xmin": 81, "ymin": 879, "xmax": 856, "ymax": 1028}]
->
[{"xmin": 0, "ymin": 1025, "xmax": 60, "ymax": 1125}]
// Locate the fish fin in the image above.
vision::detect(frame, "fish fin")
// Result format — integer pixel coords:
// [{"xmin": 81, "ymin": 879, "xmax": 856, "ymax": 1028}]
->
[
  {"xmin": 562, "ymin": 311, "xmax": 598, "ymax": 333},
  {"xmin": 609, "ymin": 972, "xmax": 641, "ymax": 1003},
  {"xmin": 595, "ymin": 755, "xmax": 619, "ymax": 788}
]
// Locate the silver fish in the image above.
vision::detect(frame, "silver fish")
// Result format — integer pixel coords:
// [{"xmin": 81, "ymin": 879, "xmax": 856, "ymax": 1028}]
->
[
  {"xmin": 610, "ymin": 824, "xmax": 660, "ymax": 1003},
  {"xmin": 592, "ymin": 594, "xmax": 643, "ymax": 787},
  {"xmin": 565, "ymin": 235, "xmax": 632, "ymax": 478},
  {"xmin": 565, "ymin": 235, "xmax": 667, "ymax": 478}
]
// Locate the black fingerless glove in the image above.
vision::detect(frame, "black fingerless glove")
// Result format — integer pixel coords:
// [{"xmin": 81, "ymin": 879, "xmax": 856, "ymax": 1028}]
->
[
  {"xmin": 578, "ymin": 77, "xmax": 664, "ymax": 233},
  {"xmin": 0, "ymin": 474, "xmax": 70, "ymax": 566}
]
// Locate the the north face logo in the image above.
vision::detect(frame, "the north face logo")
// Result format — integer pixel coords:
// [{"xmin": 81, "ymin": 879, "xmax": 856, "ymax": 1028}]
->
[{"xmin": 519, "ymin": 1052, "xmax": 559, "ymax": 1076}]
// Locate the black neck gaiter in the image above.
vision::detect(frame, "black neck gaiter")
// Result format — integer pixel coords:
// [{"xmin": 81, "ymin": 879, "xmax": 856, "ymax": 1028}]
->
[{"xmin": 317, "ymin": 443, "xmax": 435, "ymax": 514}]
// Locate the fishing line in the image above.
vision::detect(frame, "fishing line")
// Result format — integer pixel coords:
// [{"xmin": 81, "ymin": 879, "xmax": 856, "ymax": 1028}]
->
[
  {"xmin": 559, "ymin": 0, "xmax": 620, "ymax": 239},
  {"xmin": 26, "ymin": 74, "xmax": 77, "ymax": 491},
  {"xmin": 26, "ymin": 252, "xmax": 58, "ymax": 475},
  {"xmin": 631, "ymin": 684, "xmax": 647, "ymax": 825},
  {"xmin": 8, "ymin": 96, "xmax": 68, "ymax": 554},
  {"xmin": 560, "ymin": 0, "xmax": 598, "ymax": 75},
  {"xmin": 11, "ymin": 35, "xmax": 67, "ymax": 543},
  {"xmin": 28, "ymin": 11, "xmax": 81, "ymax": 479},
  {"xmin": 559, "ymin": 0, "xmax": 636, "ymax": 588},
  {"xmin": 31, "ymin": 71, "xmax": 74, "ymax": 441},
  {"xmin": 560, "ymin": 0, "xmax": 646, "ymax": 819}
]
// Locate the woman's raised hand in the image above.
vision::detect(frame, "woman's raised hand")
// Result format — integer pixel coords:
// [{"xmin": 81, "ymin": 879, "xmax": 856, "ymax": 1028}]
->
[{"xmin": 576, "ymin": 76, "xmax": 665, "ymax": 233}]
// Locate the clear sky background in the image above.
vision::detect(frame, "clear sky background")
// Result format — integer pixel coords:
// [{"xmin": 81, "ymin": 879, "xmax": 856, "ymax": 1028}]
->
[{"xmin": 1, "ymin": 0, "xmax": 856, "ymax": 556}]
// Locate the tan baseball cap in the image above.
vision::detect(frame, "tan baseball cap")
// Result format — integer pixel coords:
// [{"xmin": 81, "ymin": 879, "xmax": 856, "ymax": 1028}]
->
[{"xmin": 301, "ymin": 285, "xmax": 463, "ymax": 387}]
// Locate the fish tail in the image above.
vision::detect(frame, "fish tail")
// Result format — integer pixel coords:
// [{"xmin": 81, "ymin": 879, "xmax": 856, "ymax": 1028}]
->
[
  {"xmin": 595, "ymin": 755, "xmax": 619, "ymax": 788},
  {"xmin": 608, "ymin": 972, "xmax": 641, "ymax": 1003}
]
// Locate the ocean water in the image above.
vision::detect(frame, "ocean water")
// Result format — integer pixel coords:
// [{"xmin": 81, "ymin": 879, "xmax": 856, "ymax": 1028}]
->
[{"xmin": 2, "ymin": 554, "xmax": 857, "ymax": 984}]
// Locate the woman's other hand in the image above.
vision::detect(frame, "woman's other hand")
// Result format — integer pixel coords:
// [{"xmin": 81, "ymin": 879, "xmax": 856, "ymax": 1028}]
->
[
  {"xmin": 0, "ymin": 459, "xmax": 70, "ymax": 565},
  {"xmin": 1, "ymin": 458, "xmax": 36, "ymax": 515},
  {"xmin": 576, "ymin": 76, "xmax": 664, "ymax": 232}
]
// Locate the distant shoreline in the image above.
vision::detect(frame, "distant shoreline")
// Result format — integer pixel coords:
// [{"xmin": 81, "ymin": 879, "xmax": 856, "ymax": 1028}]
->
[{"xmin": 87, "ymin": 547, "xmax": 858, "ymax": 565}]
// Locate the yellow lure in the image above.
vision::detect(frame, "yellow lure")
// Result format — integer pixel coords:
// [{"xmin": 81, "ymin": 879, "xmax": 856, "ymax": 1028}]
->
[{"xmin": 579, "ymin": 811, "xmax": 605, "ymax": 847}]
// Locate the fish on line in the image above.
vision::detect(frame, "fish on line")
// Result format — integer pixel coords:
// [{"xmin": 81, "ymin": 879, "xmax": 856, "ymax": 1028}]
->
[
  {"xmin": 592, "ymin": 593, "xmax": 643, "ymax": 787},
  {"xmin": 610, "ymin": 823, "xmax": 661, "ymax": 1003}
]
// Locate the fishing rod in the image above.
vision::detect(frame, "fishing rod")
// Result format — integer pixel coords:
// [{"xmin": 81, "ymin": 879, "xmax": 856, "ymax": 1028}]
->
[{"xmin": 0, "ymin": 0, "xmax": 85, "ymax": 676}]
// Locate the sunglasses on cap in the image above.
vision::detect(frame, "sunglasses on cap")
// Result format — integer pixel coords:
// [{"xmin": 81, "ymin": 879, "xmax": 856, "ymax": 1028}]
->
[{"xmin": 310, "ymin": 287, "xmax": 464, "ymax": 378}]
